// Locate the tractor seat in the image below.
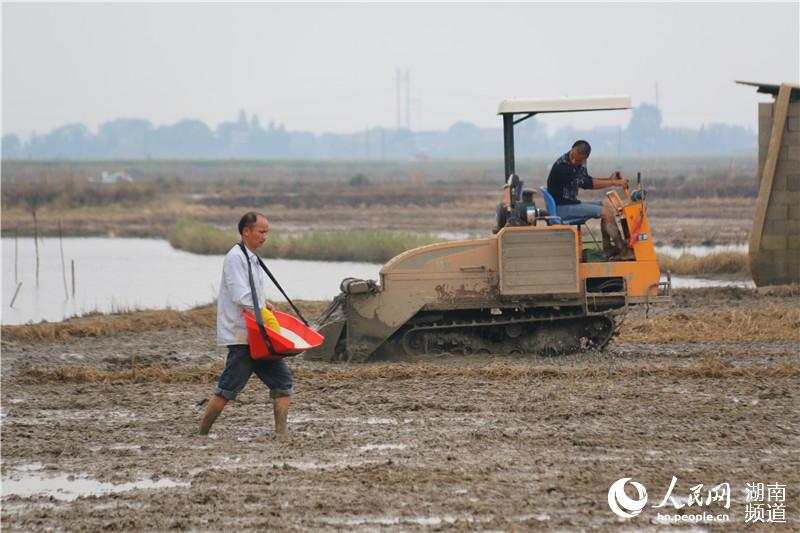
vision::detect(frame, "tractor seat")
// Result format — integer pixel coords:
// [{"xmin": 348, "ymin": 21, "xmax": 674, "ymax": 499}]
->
[{"xmin": 539, "ymin": 186, "xmax": 593, "ymax": 226}]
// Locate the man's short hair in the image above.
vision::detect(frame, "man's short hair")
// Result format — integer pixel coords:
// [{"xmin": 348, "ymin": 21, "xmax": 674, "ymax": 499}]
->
[
  {"xmin": 238, "ymin": 211, "xmax": 266, "ymax": 235},
  {"xmin": 572, "ymin": 140, "xmax": 591, "ymax": 157}
]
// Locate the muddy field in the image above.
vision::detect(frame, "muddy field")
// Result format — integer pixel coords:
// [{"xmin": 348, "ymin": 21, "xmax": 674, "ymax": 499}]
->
[{"xmin": 1, "ymin": 287, "xmax": 798, "ymax": 531}]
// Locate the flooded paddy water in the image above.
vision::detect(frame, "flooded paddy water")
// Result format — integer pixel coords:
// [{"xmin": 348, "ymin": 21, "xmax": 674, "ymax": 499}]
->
[
  {"xmin": 2, "ymin": 237, "xmax": 753, "ymax": 325},
  {"xmin": 1, "ymin": 237, "xmax": 380, "ymax": 325}
]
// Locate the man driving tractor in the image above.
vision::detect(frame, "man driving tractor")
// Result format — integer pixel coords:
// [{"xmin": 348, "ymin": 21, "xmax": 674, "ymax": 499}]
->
[{"xmin": 547, "ymin": 140, "xmax": 632, "ymax": 260}]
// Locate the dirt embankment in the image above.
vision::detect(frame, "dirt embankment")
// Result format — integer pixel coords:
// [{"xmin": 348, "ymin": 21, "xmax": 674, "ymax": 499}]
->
[{"xmin": 2, "ymin": 286, "xmax": 798, "ymax": 531}]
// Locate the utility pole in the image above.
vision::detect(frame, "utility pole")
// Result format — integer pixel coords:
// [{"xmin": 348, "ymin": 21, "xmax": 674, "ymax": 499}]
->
[
  {"xmin": 396, "ymin": 68, "xmax": 412, "ymax": 130},
  {"xmin": 405, "ymin": 69, "xmax": 411, "ymax": 130},
  {"xmin": 396, "ymin": 69, "xmax": 402, "ymax": 130},
  {"xmin": 655, "ymin": 82, "xmax": 659, "ymax": 108}
]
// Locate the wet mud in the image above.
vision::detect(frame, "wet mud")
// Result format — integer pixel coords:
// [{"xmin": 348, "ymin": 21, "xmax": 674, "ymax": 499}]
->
[{"xmin": 2, "ymin": 287, "xmax": 798, "ymax": 531}]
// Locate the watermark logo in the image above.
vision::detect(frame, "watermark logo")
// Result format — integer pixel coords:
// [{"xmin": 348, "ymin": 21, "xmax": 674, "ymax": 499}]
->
[
  {"xmin": 745, "ymin": 482, "xmax": 786, "ymax": 523},
  {"xmin": 607, "ymin": 478, "xmax": 648, "ymax": 518},
  {"xmin": 606, "ymin": 476, "xmax": 787, "ymax": 524}
]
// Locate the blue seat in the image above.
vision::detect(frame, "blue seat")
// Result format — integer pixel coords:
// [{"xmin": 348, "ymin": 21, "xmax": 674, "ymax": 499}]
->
[{"xmin": 539, "ymin": 186, "xmax": 593, "ymax": 226}]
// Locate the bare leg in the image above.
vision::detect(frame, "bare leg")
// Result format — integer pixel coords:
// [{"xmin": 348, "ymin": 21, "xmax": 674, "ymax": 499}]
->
[
  {"xmin": 600, "ymin": 201, "xmax": 630, "ymax": 259},
  {"xmin": 199, "ymin": 395, "xmax": 227, "ymax": 435},
  {"xmin": 273, "ymin": 396, "xmax": 290, "ymax": 434}
]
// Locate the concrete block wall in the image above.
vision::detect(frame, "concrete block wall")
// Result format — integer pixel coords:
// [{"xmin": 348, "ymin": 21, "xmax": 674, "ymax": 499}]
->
[{"xmin": 752, "ymin": 99, "xmax": 800, "ymax": 285}]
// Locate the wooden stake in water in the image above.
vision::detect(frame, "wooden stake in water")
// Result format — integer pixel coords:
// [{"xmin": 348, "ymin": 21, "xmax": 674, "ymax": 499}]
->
[
  {"xmin": 32, "ymin": 208, "xmax": 40, "ymax": 288},
  {"xmin": 14, "ymin": 228, "xmax": 19, "ymax": 285},
  {"xmin": 59, "ymin": 221, "xmax": 69, "ymax": 299},
  {"xmin": 71, "ymin": 260, "xmax": 76, "ymax": 298},
  {"xmin": 9, "ymin": 282, "xmax": 22, "ymax": 308}
]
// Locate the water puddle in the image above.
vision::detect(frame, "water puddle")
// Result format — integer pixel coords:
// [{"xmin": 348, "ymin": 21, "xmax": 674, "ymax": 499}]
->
[
  {"xmin": 359, "ymin": 444, "xmax": 409, "ymax": 452},
  {"xmin": 366, "ymin": 417, "xmax": 398, "ymax": 425},
  {"xmin": 107, "ymin": 444, "xmax": 142, "ymax": 451},
  {"xmin": 656, "ymin": 243, "xmax": 747, "ymax": 257},
  {"xmin": 1, "ymin": 501, "xmax": 58, "ymax": 513},
  {"xmin": 11, "ymin": 463, "xmax": 45, "ymax": 472},
  {"xmin": 291, "ymin": 415, "xmax": 400, "ymax": 425},
  {"xmin": 278, "ymin": 458, "xmax": 380, "ymax": 471},
  {"xmin": 514, "ymin": 513, "xmax": 551, "ymax": 522},
  {"xmin": 290, "ymin": 414, "xmax": 326, "ymax": 423},
  {"xmin": 668, "ymin": 276, "xmax": 754, "ymax": 289},
  {"xmin": 320, "ymin": 513, "xmax": 493, "ymax": 527},
  {"xmin": 1, "ymin": 472, "xmax": 190, "ymax": 501}
]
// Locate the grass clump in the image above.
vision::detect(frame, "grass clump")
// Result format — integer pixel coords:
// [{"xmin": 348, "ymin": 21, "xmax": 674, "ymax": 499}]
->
[
  {"xmin": 168, "ymin": 218, "xmax": 443, "ymax": 263},
  {"xmin": 270, "ymin": 229, "xmax": 443, "ymax": 263},
  {"xmin": 657, "ymin": 251, "xmax": 749, "ymax": 275},
  {"xmin": 167, "ymin": 218, "xmax": 234, "ymax": 255}
]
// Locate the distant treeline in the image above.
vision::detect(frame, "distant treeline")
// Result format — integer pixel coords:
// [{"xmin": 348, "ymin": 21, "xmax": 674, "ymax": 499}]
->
[{"xmin": 2, "ymin": 104, "xmax": 755, "ymax": 160}]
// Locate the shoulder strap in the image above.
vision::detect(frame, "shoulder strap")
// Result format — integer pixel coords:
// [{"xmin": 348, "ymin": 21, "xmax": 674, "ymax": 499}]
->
[
  {"xmin": 238, "ymin": 242, "xmax": 275, "ymax": 353},
  {"xmin": 254, "ymin": 255, "xmax": 309, "ymax": 326}
]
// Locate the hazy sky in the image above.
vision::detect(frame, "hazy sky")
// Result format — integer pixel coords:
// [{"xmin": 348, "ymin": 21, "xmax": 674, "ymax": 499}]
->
[{"xmin": 2, "ymin": 2, "xmax": 798, "ymax": 138}]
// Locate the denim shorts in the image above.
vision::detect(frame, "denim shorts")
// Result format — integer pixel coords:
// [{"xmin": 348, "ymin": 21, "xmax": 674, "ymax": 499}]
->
[
  {"xmin": 557, "ymin": 201, "xmax": 603, "ymax": 220},
  {"xmin": 213, "ymin": 344, "xmax": 294, "ymax": 400}
]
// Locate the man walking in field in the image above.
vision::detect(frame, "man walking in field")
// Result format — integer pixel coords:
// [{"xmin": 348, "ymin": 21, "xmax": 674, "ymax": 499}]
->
[
  {"xmin": 199, "ymin": 211, "xmax": 293, "ymax": 435},
  {"xmin": 547, "ymin": 140, "xmax": 632, "ymax": 259}
]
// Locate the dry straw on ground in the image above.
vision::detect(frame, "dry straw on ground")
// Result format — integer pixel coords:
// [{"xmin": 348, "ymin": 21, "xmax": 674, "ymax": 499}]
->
[
  {"xmin": 2, "ymin": 305, "xmax": 216, "ymax": 344},
  {"xmin": 6, "ymin": 299, "xmax": 794, "ymax": 346},
  {"xmin": 24, "ymin": 363, "xmax": 225, "ymax": 384},
  {"xmin": 23, "ymin": 357, "xmax": 799, "ymax": 385},
  {"xmin": 1, "ymin": 301, "xmax": 329, "ymax": 344},
  {"xmin": 622, "ymin": 304, "xmax": 800, "ymax": 342}
]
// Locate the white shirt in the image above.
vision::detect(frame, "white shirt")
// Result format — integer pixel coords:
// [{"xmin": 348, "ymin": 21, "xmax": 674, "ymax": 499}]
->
[{"xmin": 217, "ymin": 244, "xmax": 267, "ymax": 346}]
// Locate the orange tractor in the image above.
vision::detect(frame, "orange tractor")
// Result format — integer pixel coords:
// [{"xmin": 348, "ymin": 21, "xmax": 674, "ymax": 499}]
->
[{"xmin": 307, "ymin": 96, "xmax": 671, "ymax": 362}]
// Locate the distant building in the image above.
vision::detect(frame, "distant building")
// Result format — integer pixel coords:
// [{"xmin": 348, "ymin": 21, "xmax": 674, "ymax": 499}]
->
[{"xmin": 91, "ymin": 170, "xmax": 133, "ymax": 184}]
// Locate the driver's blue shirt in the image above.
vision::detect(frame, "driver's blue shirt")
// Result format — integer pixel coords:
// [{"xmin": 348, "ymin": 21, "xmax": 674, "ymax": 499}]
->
[{"xmin": 547, "ymin": 152, "xmax": 594, "ymax": 205}]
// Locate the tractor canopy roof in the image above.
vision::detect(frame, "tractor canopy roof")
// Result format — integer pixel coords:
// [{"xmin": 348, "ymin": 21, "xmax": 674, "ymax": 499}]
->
[{"xmin": 497, "ymin": 95, "xmax": 631, "ymax": 115}]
